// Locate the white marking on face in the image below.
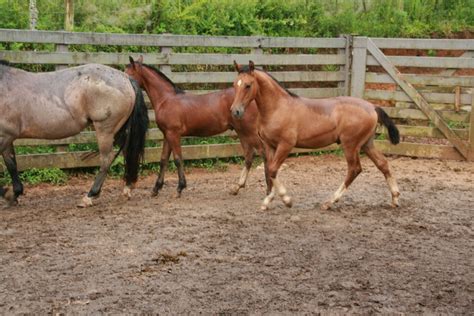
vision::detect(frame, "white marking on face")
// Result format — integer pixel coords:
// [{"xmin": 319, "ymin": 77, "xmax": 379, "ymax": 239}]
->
[{"xmin": 237, "ymin": 79, "xmax": 242, "ymax": 87}]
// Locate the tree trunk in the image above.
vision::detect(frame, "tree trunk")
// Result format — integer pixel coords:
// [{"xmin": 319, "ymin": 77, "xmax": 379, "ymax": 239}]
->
[
  {"xmin": 65, "ymin": 0, "xmax": 74, "ymax": 31},
  {"xmin": 29, "ymin": 0, "xmax": 38, "ymax": 30}
]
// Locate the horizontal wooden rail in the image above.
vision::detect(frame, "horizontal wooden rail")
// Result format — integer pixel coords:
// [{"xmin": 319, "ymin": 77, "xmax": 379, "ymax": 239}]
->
[
  {"xmin": 365, "ymin": 90, "xmax": 472, "ymax": 105},
  {"xmin": 380, "ymin": 106, "xmax": 469, "ymax": 122},
  {"xmin": 0, "ymin": 51, "xmax": 346, "ymax": 66},
  {"xmin": 367, "ymin": 55, "xmax": 474, "ymax": 69},
  {"xmin": 371, "ymin": 38, "xmax": 474, "ymax": 50},
  {"xmin": 13, "ymin": 124, "xmax": 468, "ymax": 149},
  {"xmin": 0, "ymin": 29, "xmax": 347, "ymax": 48},
  {"xmin": 366, "ymin": 73, "xmax": 474, "ymax": 87},
  {"xmin": 169, "ymin": 71, "xmax": 345, "ymax": 83},
  {"xmin": 1, "ymin": 139, "xmax": 465, "ymax": 172}
]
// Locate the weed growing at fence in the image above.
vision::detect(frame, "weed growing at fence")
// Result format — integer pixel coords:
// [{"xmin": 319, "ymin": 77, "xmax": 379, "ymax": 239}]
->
[{"xmin": 0, "ymin": 168, "xmax": 68, "ymax": 185}]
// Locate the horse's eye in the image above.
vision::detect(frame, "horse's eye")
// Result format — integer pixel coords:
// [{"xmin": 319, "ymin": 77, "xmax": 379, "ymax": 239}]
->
[{"xmin": 245, "ymin": 84, "xmax": 251, "ymax": 89}]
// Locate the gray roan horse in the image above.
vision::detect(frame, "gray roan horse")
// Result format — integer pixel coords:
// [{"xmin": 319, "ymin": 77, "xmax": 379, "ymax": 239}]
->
[{"xmin": 0, "ymin": 61, "xmax": 148, "ymax": 207}]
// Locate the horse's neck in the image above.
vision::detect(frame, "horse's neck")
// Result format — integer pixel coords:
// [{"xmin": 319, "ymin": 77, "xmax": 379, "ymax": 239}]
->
[
  {"xmin": 142, "ymin": 68, "xmax": 177, "ymax": 104},
  {"xmin": 255, "ymin": 73, "xmax": 290, "ymax": 119}
]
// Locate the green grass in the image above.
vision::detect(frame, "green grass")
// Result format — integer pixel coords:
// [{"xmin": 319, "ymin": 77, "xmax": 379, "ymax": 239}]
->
[
  {"xmin": 447, "ymin": 120, "xmax": 469, "ymax": 129},
  {"xmin": 1, "ymin": 168, "xmax": 67, "ymax": 186}
]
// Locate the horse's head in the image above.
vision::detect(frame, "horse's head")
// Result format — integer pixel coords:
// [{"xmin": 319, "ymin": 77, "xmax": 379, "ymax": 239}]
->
[
  {"xmin": 231, "ymin": 60, "xmax": 258, "ymax": 119},
  {"xmin": 125, "ymin": 56, "xmax": 145, "ymax": 87}
]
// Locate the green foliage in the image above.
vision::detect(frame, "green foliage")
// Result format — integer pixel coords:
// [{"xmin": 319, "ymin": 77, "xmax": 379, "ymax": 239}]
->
[
  {"xmin": 15, "ymin": 146, "xmax": 56, "ymax": 155},
  {"xmin": 18, "ymin": 168, "xmax": 67, "ymax": 185},
  {"xmin": 68, "ymin": 143, "xmax": 98, "ymax": 152},
  {"xmin": 0, "ymin": 0, "xmax": 471, "ymax": 37}
]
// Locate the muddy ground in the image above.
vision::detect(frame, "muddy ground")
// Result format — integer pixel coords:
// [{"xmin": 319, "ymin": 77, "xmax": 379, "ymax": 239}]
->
[{"xmin": 0, "ymin": 154, "xmax": 473, "ymax": 314}]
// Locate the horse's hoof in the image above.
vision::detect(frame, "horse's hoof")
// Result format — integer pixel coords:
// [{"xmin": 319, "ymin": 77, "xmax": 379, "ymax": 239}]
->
[
  {"xmin": 260, "ymin": 205, "xmax": 269, "ymax": 211},
  {"xmin": 151, "ymin": 189, "xmax": 158, "ymax": 197},
  {"xmin": 175, "ymin": 192, "xmax": 182, "ymax": 198},
  {"xmin": 4, "ymin": 188, "xmax": 15, "ymax": 202},
  {"xmin": 229, "ymin": 186, "xmax": 240, "ymax": 196},
  {"xmin": 77, "ymin": 196, "xmax": 93, "ymax": 208},
  {"xmin": 391, "ymin": 199, "xmax": 400, "ymax": 208},
  {"xmin": 320, "ymin": 202, "xmax": 332, "ymax": 210},
  {"xmin": 283, "ymin": 196, "xmax": 293, "ymax": 208},
  {"xmin": 122, "ymin": 187, "xmax": 132, "ymax": 200},
  {"xmin": 3, "ymin": 199, "xmax": 18, "ymax": 209}
]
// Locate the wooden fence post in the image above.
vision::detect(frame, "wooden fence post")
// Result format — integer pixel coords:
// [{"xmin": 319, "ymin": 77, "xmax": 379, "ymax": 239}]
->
[
  {"xmin": 56, "ymin": 0, "xmax": 73, "ymax": 71},
  {"xmin": 350, "ymin": 36, "xmax": 367, "ymax": 98},
  {"xmin": 339, "ymin": 34, "xmax": 352, "ymax": 96},
  {"xmin": 55, "ymin": 43, "xmax": 68, "ymax": 70},
  {"xmin": 469, "ymin": 89, "xmax": 474, "ymax": 161},
  {"xmin": 160, "ymin": 46, "xmax": 172, "ymax": 74}
]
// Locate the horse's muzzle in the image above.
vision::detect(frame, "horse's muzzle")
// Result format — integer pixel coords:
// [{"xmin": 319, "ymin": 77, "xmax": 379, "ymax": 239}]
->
[{"xmin": 231, "ymin": 104, "xmax": 245, "ymax": 119}]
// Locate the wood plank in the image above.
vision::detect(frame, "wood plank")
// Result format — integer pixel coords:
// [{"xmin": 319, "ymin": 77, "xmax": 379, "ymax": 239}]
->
[
  {"xmin": 370, "ymin": 38, "xmax": 474, "ymax": 50},
  {"xmin": 181, "ymin": 88, "xmax": 343, "ymax": 98},
  {"xmin": 395, "ymin": 101, "xmax": 460, "ymax": 111},
  {"xmin": 350, "ymin": 37, "xmax": 367, "ymax": 98},
  {"xmin": 365, "ymin": 90, "xmax": 472, "ymax": 105},
  {"xmin": 470, "ymin": 90, "xmax": 474, "ymax": 161},
  {"xmin": 12, "ymin": 128, "xmax": 242, "ymax": 147},
  {"xmin": 1, "ymin": 140, "xmax": 466, "ymax": 172},
  {"xmin": 381, "ymin": 107, "xmax": 469, "ymax": 122},
  {"xmin": 173, "ymin": 53, "xmax": 346, "ymax": 65},
  {"xmin": 1, "ymin": 143, "xmax": 341, "ymax": 172},
  {"xmin": 375, "ymin": 140, "xmax": 465, "ymax": 160},
  {"xmin": 169, "ymin": 71, "xmax": 345, "ymax": 83},
  {"xmin": 366, "ymin": 72, "xmax": 474, "ymax": 87},
  {"xmin": 0, "ymin": 51, "xmax": 166, "ymax": 65},
  {"xmin": 367, "ymin": 38, "xmax": 469, "ymax": 159},
  {"xmin": 377, "ymin": 125, "xmax": 468, "ymax": 140},
  {"xmin": 0, "ymin": 51, "xmax": 346, "ymax": 66},
  {"xmin": 367, "ymin": 55, "xmax": 474, "ymax": 68},
  {"xmin": 0, "ymin": 29, "xmax": 346, "ymax": 48}
]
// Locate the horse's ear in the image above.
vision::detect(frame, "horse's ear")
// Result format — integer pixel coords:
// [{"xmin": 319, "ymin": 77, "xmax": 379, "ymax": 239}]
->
[
  {"xmin": 138, "ymin": 55, "xmax": 144, "ymax": 63},
  {"xmin": 249, "ymin": 60, "xmax": 255, "ymax": 72},
  {"xmin": 129, "ymin": 56, "xmax": 135, "ymax": 66},
  {"xmin": 233, "ymin": 60, "xmax": 240, "ymax": 72}
]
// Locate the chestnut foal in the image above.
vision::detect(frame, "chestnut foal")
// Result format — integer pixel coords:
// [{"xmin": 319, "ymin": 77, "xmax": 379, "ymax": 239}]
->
[
  {"xmin": 126, "ymin": 56, "xmax": 263, "ymax": 197},
  {"xmin": 231, "ymin": 61, "xmax": 400, "ymax": 211}
]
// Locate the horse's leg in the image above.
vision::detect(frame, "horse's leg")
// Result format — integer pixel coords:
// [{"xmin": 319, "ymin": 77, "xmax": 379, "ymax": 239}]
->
[
  {"xmin": 167, "ymin": 133, "xmax": 186, "ymax": 198},
  {"xmin": 322, "ymin": 145, "xmax": 362, "ymax": 210},
  {"xmin": 261, "ymin": 143, "xmax": 293, "ymax": 211},
  {"xmin": 261, "ymin": 142, "xmax": 274, "ymax": 195},
  {"xmin": 363, "ymin": 140, "xmax": 400, "ymax": 207},
  {"xmin": 77, "ymin": 131, "xmax": 115, "ymax": 208},
  {"xmin": 230, "ymin": 141, "xmax": 254, "ymax": 195},
  {"xmin": 152, "ymin": 139, "xmax": 172, "ymax": 196},
  {"xmin": 1, "ymin": 143, "xmax": 23, "ymax": 207}
]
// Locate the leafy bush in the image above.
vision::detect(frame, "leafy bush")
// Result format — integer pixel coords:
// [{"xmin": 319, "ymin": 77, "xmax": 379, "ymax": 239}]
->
[
  {"xmin": 0, "ymin": 0, "xmax": 471, "ymax": 38},
  {"xmin": 19, "ymin": 168, "xmax": 67, "ymax": 185}
]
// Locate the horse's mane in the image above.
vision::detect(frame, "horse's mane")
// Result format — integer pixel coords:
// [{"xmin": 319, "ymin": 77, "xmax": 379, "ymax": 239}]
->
[
  {"xmin": 238, "ymin": 65, "xmax": 298, "ymax": 98},
  {"xmin": 141, "ymin": 63, "xmax": 185, "ymax": 94}
]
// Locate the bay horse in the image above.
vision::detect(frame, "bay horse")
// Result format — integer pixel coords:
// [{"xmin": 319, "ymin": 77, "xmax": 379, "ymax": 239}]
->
[
  {"xmin": 125, "ymin": 56, "xmax": 264, "ymax": 197},
  {"xmin": 231, "ymin": 61, "xmax": 400, "ymax": 211},
  {"xmin": 0, "ymin": 61, "xmax": 148, "ymax": 208}
]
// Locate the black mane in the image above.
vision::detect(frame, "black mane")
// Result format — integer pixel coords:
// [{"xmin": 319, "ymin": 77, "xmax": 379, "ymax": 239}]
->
[
  {"xmin": 238, "ymin": 65, "xmax": 298, "ymax": 98},
  {"xmin": 141, "ymin": 63, "xmax": 185, "ymax": 94}
]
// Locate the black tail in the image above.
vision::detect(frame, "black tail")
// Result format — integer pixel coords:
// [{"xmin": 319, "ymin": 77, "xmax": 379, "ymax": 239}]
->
[
  {"xmin": 115, "ymin": 79, "xmax": 149, "ymax": 185},
  {"xmin": 375, "ymin": 107, "xmax": 399, "ymax": 145}
]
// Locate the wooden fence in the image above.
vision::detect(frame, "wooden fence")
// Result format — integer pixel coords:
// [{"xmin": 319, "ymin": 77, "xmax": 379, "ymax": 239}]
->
[{"xmin": 0, "ymin": 29, "xmax": 473, "ymax": 171}]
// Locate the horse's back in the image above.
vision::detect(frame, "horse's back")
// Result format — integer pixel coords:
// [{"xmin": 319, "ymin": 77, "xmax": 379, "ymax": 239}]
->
[{"xmin": 0, "ymin": 63, "xmax": 135, "ymax": 139}]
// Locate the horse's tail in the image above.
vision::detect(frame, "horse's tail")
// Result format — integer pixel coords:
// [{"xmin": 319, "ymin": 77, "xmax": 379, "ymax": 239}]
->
[
  {"xmin": 115, "ymin": 78, "xmax": 149, "ymax": 185},
  {"xmin": 375, "ymin": 107, "xmax": 399, "ymax": 145}
]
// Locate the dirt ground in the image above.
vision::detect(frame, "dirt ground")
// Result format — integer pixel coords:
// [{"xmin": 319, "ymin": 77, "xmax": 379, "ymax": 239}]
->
[{"xmin": 0, "ymin": 154, "xmax": 473, "ymax": 314}]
